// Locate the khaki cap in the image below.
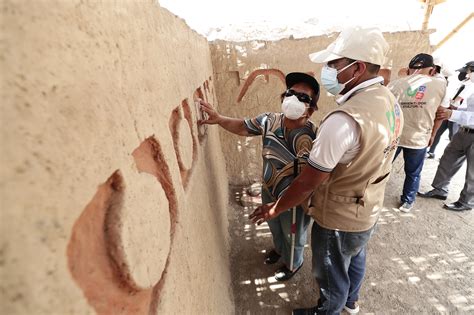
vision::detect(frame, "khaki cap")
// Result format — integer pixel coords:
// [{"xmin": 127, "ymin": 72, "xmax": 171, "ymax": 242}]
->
[{"xmin": 309, "ymin": 27, "xmax": 389, "ymax": 66}]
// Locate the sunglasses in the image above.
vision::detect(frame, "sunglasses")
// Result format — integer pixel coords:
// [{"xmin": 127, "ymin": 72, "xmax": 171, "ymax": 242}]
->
[{"xmin": 281, "ymin": 89, "xmax": 312, "ymax": 104}]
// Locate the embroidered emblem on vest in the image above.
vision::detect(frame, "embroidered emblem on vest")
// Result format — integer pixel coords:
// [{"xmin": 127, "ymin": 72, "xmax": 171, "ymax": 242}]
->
[
  {"xmin": 406, "ymin": 85, "xmax": 427, "ymax": 100},
  {"xmin": 383, "ymin": 103, "xmax": 402, "ymax": 157}
]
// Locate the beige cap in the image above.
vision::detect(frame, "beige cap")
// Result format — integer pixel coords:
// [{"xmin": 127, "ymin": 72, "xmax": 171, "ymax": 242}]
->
[{"xmin": 309, "ymin": 27, "xmax": 389, "ymax": 66}]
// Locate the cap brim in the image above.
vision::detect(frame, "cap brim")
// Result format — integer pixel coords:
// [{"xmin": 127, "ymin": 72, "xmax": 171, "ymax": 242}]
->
[
  {"xmin": 456, "ymin": 67, "xmax": 467, "ymax": 72},
  {"xmin": 309, "ymin": 49, "xmax": 343, "ymax": 64}
]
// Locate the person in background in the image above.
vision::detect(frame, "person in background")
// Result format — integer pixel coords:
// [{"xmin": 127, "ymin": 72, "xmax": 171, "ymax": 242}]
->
[
  {"xmin": 427, "ymin": 65, "xmax": 469, "ymax": 158},
  {"xmin": 387, "ymin": 53, "xmax": 447, "ymax": 212},
  {"xmin": 250, "ymin": 27, "xmax": 403, "ymax": 315},
  {"xmin": 199, "ymin": 72, "xmax": 320, "ymax": 281},
  {"xmin": 418, "ymin": 61, "xmax": 474, "ymax": 211}
]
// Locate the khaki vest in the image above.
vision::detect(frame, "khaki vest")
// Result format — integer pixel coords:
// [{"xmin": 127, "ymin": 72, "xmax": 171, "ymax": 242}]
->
[
  {"xmin": 309, "ymin": 84, "xmax": 404, "ymax": 232},
  {"xmin": 388, "ymin": 74, "xmax": 446, "ymax": 148}
]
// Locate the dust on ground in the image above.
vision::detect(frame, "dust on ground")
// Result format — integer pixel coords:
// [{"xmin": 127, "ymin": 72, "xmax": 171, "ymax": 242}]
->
[{"xmin": 228, "ymin": 137, "xmax": 473, "ymax": 314}]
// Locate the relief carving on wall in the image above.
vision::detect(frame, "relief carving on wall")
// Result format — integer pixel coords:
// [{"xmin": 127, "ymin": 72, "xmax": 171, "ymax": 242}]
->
[
  {"xmin": 67, "ymin": 77, "xmax": 214, "ymax": 314},
  {"xmin": 236, "ymin": 67, "xmax": 391, "ymax": 104}
]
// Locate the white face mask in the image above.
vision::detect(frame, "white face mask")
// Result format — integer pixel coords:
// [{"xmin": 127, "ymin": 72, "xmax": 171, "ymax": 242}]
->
[
  {"xmin": 281, "ymin": 95, "xmax": 307, "ymax": 120},
  {"xmin": 320, "ymin": 61, "xmax": 357, "ymax": 96}
]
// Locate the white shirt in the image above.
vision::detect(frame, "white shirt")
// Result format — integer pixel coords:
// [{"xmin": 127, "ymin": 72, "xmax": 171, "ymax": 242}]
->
[
  {"xmin": 308, "ymin": 77, "xmax": 384, "ymax": 171},
  {"xmin": 458, "ymin": 81, "xmax": 473, "ymax": 100},
  {"xmin": 450, "ymin": 82, "xmax": 474, "ymax": 128},
  {"xmin": 435, "ymin": 74, "xmax": 450, "ymax": 108}
]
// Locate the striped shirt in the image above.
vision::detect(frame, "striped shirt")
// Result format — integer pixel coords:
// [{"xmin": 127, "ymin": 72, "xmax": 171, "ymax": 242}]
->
[{"xmin": 244, "ymin": 112, "xmax": 317, "ymax": 201}]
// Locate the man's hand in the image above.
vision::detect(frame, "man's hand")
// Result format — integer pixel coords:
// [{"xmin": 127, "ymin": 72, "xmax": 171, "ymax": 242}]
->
[
  {"xmin": 449, "ymin": 99, "xmax": 459, "ymax": 110},
  {"xmin": 436, "ymin": 107, "xmax": 453, "ymax": 121},
  {"xmin": 197, "ymin": 99, "xmax": 221, "ymax": 125},
  {"xmin": 249, "ymin": 202, "xmax": 278, "ymax": 225},
  {"xmin": 249, "ymin": 166, "xmax": 329, "ymax": 226}
]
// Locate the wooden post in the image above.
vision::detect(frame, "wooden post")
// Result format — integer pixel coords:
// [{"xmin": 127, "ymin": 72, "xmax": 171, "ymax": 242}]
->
[
  {"xmin": 434, "ymin": 13, "xmax": 473, "ymax": 50},
  {"xmin": 421, "ymin": 0, "xmax": 435, "ymax": 32}
]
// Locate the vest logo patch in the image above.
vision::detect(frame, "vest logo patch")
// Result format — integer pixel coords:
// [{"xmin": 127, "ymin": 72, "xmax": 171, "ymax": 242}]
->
[
  {"xmin": 406, "ymin": 85, "xmax": 427, "ymax": 100},
  {"xmin": 393, "ymin": 104, "xmax": 402, "ymax": 137},
  {"xmin": 383, "ymin": 103, "xmax": 402, "ymax": 158},
  {"xmin": 385, "ymin": 103, "xmax": 402, "ymax": 136}
]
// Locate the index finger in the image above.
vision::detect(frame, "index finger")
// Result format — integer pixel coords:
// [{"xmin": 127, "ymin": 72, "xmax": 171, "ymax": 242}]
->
[{"xmin": 199, "ymin": 99, "xmax": 213, "ymax": 108}]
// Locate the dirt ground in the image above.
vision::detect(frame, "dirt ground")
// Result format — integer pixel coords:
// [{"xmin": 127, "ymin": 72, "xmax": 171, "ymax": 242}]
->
[{"xmin": 228, "ymin": 137, "xmax": 473, "ymax": 314}]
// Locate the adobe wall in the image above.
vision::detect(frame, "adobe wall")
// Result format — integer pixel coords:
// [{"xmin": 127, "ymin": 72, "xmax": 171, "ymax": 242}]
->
[
  {"xmin": 210, "ymin": 31, "xmax": 431, "ymax": 185},
  {"xmin": 1, "ymin": 1, "xmax": 233, "ymax": 314}
]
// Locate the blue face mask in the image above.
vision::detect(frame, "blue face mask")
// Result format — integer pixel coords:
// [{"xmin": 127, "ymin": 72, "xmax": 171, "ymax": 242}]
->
[{"xmin": 320, "ymin": 61, "xmax": 357, "ymax": 95}]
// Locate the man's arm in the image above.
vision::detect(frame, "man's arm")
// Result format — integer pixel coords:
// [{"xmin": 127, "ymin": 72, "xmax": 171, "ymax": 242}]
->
[
  {"xmin": 437, "ymin": 107, "xmax": 474, "ymax": 126},
  {"xmin": 249, "ymin": 111, "xmax": 359, "ymax": 225},
  {"xmin": 429, "ymin": 107, "xmax": 444, "ymax": 146},
  {"xmin": 198, "ymin": 99, "xmax": 251, "ymax": 136},
  {"xmin": 249, "ymin": 161, "xmax": 330, "ymax": 225}
]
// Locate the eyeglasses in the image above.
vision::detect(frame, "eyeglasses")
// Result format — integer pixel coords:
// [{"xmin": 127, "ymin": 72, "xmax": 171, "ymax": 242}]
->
[{"xmin": 281, "ymin": 89, "xmax": 312, "ymax": 104}]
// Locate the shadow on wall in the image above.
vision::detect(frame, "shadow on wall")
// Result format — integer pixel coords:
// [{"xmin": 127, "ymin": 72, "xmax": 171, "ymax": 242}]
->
[{"xmin": 67, "ymin": 78, "xmax": 215, "ymax": 314}]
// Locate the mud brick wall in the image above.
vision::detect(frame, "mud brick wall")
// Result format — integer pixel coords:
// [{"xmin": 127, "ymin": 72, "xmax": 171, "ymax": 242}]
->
[{"xmin": 1, "ymin": 1, "xmax": 233, "ymax": 314}]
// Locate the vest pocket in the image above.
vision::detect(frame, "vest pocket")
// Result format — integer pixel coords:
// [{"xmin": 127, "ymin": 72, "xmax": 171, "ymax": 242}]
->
[
  {"xmin": 357, "ymin": 172, "xmax": 391, "ymax": 218},
  {"xmin": 325, "ymin": 191, "xmax": 360, "ymax": 218},
  {"xmin": 327, "ymin": 193, "xmax": 361, "ymax": 204}
]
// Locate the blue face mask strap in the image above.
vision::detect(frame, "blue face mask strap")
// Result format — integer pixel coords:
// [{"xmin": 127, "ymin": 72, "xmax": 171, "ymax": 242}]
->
[{"xmin": 338, "ymin": 61, "xmax": 359, "ymax": 87}]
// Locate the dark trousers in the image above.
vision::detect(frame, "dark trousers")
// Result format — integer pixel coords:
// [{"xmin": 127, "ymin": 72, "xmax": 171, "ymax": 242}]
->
[
  {"xmin": 394, "ymin": 146, "xmax": 427, "ymax": 204},
  {"xmin": 263, "ymin": 189, "xmax": 311, "ymax": 269},
  {"xmin": 432, "ymin": 129, "xmax": 474, "ymax": 207},
  {"xmin": 312, "ymin": 222, "xmax": 375, "ymax": 315}
]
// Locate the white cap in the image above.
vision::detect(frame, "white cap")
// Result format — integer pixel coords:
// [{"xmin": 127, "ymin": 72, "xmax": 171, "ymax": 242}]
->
[
  {"xmin": 433, "ymin": 57, "xmax": 454, "ymax": 77},
  {"xmin": 309, "ymin": 27, "xmax": 389, "ymax": 66}
]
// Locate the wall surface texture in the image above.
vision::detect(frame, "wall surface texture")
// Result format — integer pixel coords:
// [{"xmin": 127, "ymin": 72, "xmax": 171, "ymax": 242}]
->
[
  {"xmin": 210, "ymin": 31, "xmax": 431, "ymax": 185},
  {"xmin": 1, "ymin": 1, "xmax": 233, "ymax": 314}
]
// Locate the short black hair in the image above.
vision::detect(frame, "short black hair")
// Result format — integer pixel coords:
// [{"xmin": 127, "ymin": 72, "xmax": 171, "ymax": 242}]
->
[{"xmin": 365, "ymin": 62, "xmax": 380, "ymax": 74}]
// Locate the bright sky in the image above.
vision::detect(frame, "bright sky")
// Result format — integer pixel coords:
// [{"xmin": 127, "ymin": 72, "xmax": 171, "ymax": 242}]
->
[{"xmin": 160, "ymin": 0, "xmax": 473, "ymax": 74}]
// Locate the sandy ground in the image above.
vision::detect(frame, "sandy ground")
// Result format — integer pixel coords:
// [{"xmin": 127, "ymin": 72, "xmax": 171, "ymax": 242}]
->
[{"xmin": 228, "ymin": 137, "xmax": 473, "ymax": 314}]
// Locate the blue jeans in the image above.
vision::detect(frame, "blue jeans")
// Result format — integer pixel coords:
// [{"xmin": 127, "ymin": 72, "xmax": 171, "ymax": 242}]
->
[
  {"xmin": 263, "ymin": 190, "xmax": 311, "ymax": 270},
  {"xmin": 394, "ymin": 146, "xmax": 427, "ymax": 204},
  {"xmin": 312, "ymin": 222, "xmax": 375, "ymax": 315}
]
